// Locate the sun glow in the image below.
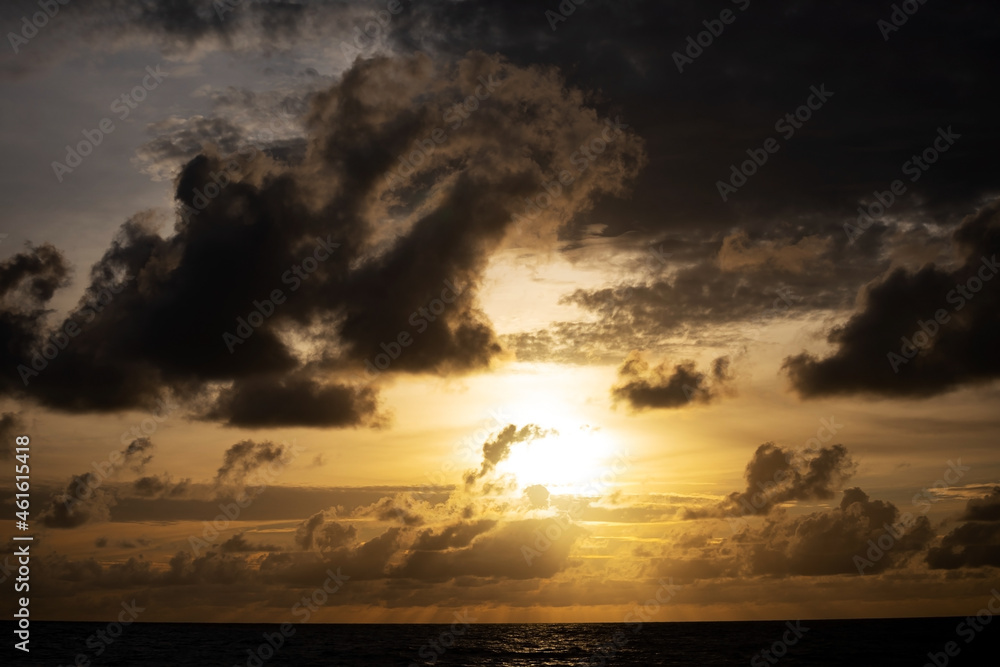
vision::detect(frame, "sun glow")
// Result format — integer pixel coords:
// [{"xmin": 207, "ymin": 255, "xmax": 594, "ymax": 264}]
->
[
  {"xmin": 469, "ymin": 364, "xmax": 630, "ymax": 494},
  {"xmin": 494, "ymin": 423, "xmax": 621, "ymax": 493}
]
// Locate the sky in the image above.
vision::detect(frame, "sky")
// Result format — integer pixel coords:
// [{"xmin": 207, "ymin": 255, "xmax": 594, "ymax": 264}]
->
[{"xmin": 0, "ymin": 0, "xmax": 999, "ymax": 625}]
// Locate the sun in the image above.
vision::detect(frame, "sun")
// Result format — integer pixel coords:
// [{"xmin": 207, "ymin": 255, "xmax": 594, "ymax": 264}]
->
[
  {"xmin": 475, "ymin": 365, "xmax": 628, "ymax": 494},
  {"xmin": 494, "ymin": 425, "xmax": 619, "ymax": 493}
]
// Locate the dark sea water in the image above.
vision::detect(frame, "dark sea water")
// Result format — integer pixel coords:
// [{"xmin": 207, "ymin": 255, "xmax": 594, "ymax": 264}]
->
[{"xmin": 8, "ymin": 618, "xmax": 999, "ymax": 666}]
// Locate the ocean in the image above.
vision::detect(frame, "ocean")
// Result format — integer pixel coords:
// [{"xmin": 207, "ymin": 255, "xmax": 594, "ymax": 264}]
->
[{"xmin": 8, "ymin": 618, "xmax": 999, "ymax": 666}]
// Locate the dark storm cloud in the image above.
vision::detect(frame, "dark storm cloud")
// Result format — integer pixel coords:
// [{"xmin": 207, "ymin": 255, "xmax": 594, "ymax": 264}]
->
[
  {"xmin": 389, "ymin": 0, "xmax": 1000, "ymax": 235},
  {"xmin": 3, "ymin": 52, "xmax": 644, "ymax": 426},
  {"xmin": 927, "ymin": 487, "xmax": 1000, "ymax": 570},
  {"xmin": 384, "ymin": 0, "xmax": 998, "ymax": 370},
  {"xmin": 784, "ymin": 201, "xmax": 1000, "ymax": 398},
  {"xmin": 611, "ymin": 351, "xmax": 731, "ymax": 410},
  {"xmin": 205, "ymin": 375, "xmax": 383, "ymax": 428}
]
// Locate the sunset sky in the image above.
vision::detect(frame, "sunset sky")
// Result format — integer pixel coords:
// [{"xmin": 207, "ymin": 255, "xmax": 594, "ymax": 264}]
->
[{"xmin": 1, "ymin": 0, "xmax": 999, "ymax": 625}]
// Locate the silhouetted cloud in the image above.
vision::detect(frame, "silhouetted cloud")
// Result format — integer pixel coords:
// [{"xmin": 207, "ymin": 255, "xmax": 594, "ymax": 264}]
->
[
  {"xmin": 214, "ymin": 440, "xmax": 292, "ymax": 490},
  {"xmin": 927, "ymin": 487, "xmax": 1000, "ymax": 570},
  {"xmin": 612, "ymin": 352, "xmax": 731, "ymax": 410},
  {"xmin": 220, "ymin": 532, "xmax": 282, "ymax": 553},
  {"xmin": 37, "ymin": 437, "xmax": 155, "ymax": 528},
  {"xmin": 784, "ymin": 201, "xmax": 1000, "ymax": 398},
  {"xmin": 132, "ymin": 474, "xmax": 190, "ymax": 499},
  {"xmin": 464, "ymin": 424, "xmax": 550, "ymax": 485},
  {"xmin": 3, "ymin": 53, "xmax": 643, "ymax": 427},
  {"xmin": 684, "ymin": 441, "xmax": 856, "ymax": 520}
]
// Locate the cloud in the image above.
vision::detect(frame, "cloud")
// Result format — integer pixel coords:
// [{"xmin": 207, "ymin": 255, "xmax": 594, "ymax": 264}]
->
[
  {"xmin": 4, "ymin": 52, "xmax": 644, "ymax": 427},
  {"xmin": 718, "ymin": 231, "xmax": 830, "ymax": 274},
  {"xmin": 392, "ymin": 518, "xmax": 585, "ymax": 581},
  {"xmin": 205, "ymin": 375, "xmax": 384, "ymax": 429},
  {"xmin": 683, "ymin": 441, "xmax": 857, "ymax": 520},
  {"xmin": 784, "ymin": 200, "xmax": 1000, "ymax": 398},
  {"xmin": 0, "ymin": 245, "xmax": 71, "ymax": 396},
  {"xmin": 411, "ymin": 519, "xmax": 497, "ymax": 551},
  {"xmin": 294, "ymin": 510, "xmax": 358, "ymax": 553},
  {"xmin": 525, "ymin": 485, "xmax": 550, "ymax": 508},
  {"xmin": 927, "ymin": 487, "xmax": 1000, "ymax": 569},
  {"xmin": 220, "ymin": 532, "xmax": 283, "ymax": 553},
  {"xmin": 0, "ymin": 0, "xmax": 371, "ymax": 78},
  {"xmin": 123, "ymin": 437, "xmax": 155, "ymax": 473},
  {"xmin": 37, "ymin": 437, "xmax": 155, "ymax": 528},
  {"xmin": 38, "ymin": 472, "xmax": 117, "ymax": 529},
  {"xmin": 464, "ymin": 424, "xmax": 550, "ymax": 486},
  {"xmin": 661, "ymin": 487, "xmax": 933, "ymax": 580},
  {"xmin": 611, "ymin": 351, "xmax": 731, "ymax": 410},
  {"xmin": 131, "ymin": 474, "xmax": 190, "ymax": 499},
  {"xmin": 733, "ymin": 487, "xmax": 934, "ymax": 577},
  {"xmin": 214, "ymin": 440, "xmax": 293, "ymax": 491}
]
